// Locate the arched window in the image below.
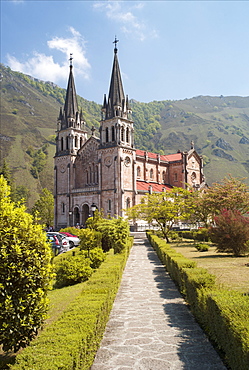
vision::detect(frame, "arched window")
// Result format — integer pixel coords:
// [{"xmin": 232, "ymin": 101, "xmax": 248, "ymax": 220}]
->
[
  {"xmin": 191, "ymin": 172, "xmax": 196, "ymax": 185},
  {"xmin": 126, "ymin": 128, "xmax": 129, "ymax": 143},
  {"xmin": 121, "ymin": 127, "xmax": 124, "ymax": 141},
  {"xmin": 150, "ymin": 169, "xmax": 154, "ymax": 180},
  {"xmin": 80, "ymin": 137, "xmax": 83, "ymax": 148},
  {"xmin": 126, "ymin": 198, "xmax": 131, "ymax": 209},
  {"xmin": 74, "ymin": 136, "xmax": 78, "ymax": 148},
  {"xmin": 66, "ymin": 136, "xmax": 69, "ymax": 150},
  {"xmin": 95, "ymin": 165, "xmax": 98, "ymax": 184},
  {"xmin": 162, "ymin": 171, "xmax": 166, "ymax": 183},
  {"xmin": 82, "ymin": 204, "xmax": 90, "ymax": 225},
  {"xmin": 112, "ymin": 126, "xmax": 115, "ymax": 141},
  {"xmin": 137, "ymin": 166, "xmax": 141, "ymax": 177},
  {"xmin": 61, "ymin": 202, "xmax": 65, "ymax": 214},
  {"xmin": 174, "ymin": 173, "xmax": 178, "ymax": 181},
  {"xmin": 61, "ymin": 137, "xmax": 64, "ymax": 151},
  {"xmin": 86, "ymin": 170, "xmax": 89, "ymax": 185},
  {"xmin": 106, "ymin": 127, "xmax": 109, "ymax": 142},
  {"xmin": 89, "ymin": 166, "xmax": 92, "ymax": 184}
]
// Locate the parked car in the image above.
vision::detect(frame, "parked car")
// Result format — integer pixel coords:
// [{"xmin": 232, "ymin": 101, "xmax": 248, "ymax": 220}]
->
[
  {"xmin": 60, "ymin": 232, "xmax": 80, "ymax": 248},
  {"xmin": 47, "ymin": 234, "xmax": 61, "ymax": 256},
  {"xmin": 47, "ymin": 232, "xmax": 70, "ymax": 253}
]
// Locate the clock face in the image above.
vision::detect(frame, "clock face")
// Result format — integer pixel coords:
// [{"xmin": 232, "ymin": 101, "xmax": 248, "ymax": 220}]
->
[
  {"xmin": 104, "ymin": 156, "xmax": 113, "ymax": 167},
  {"xmin": 60, "ymin": 164, "xmax": 66, "ymax": 173},
  {"xmin": 124, "ymin": 156, "xmax": 131, "ymax": 166}
]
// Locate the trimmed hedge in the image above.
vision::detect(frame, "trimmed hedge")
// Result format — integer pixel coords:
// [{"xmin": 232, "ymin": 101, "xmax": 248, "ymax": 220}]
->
[
  {"xmin": 10, "ymin": 238, "xmax": 133, "ymax": 370},
  {"xmin": 147, "ymin": 231, "xmax": 249, "ymax": 370},
  {"xmin": 179, "ymin": 228, "xmax": 209, "ymax": 242}
]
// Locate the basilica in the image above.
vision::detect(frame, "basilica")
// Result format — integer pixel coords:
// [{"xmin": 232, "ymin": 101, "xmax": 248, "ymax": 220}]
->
[{"xmin": 54, "ymin": 43, "xmax": 205, "ymax": 229}]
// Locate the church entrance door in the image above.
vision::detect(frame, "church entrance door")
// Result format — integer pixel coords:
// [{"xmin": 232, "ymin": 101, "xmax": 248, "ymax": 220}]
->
[
  {"xmin": 82, "ymin": 204, "xmax": 90, "ymax": 226},
  {"xmin": 74, "ymin": 207, "xmax": 80, "ymax": 226}
]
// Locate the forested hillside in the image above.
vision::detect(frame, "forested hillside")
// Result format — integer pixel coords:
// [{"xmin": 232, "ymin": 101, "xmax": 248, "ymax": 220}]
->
[{"xmin": 1, "ymin": 63, "xmax": 249, "ymax": 209}]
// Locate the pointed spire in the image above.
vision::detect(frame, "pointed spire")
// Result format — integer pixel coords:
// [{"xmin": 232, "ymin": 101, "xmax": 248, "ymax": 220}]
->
[
  {"xmin": 105, "ymin": 37, "xmax": 125, "ymax": 119},
  {"xmin": 63, "ymin": 54, "xmax": 79, "ymax": 126}
]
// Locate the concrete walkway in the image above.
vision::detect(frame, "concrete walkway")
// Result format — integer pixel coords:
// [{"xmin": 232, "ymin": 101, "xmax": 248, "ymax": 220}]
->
[{"xmin": 91, "ymin": 233, "xmax": 226, "ymax": 370}]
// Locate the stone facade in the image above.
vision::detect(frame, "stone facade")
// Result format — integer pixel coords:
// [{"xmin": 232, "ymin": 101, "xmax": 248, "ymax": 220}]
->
[{"xmin": 54, "ymin": 46, "xmax": 205, "ymax": 229}]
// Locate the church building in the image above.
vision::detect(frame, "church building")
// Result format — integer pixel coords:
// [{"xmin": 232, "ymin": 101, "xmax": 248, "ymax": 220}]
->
[{"xmin": 54, "ymin": 42, "xmax": 205, "ymax": 229}]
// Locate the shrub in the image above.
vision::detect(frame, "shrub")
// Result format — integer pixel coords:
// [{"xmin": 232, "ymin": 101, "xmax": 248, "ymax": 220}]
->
[
  {"xmin": 55, "ymin": 255, "xmax": 92, "ymax": 288},
  {"xmin": 195, "ymin": 243, "xmax": 209, "ymax": 252},
  {"xmin": 0, "ymin": 176, "xmax": 54, "ymax": 352},
  {"xmin": 59, "ymin": 226, "xmax": 81, "ymax": 236},
  {"xmin": 168, "ymin": 230, "xmax": 181, "ymax": 241},
  {"xmin": 78, "ymin": 229, "xmax": 102, "ymax": 257},
  {"xmin": 179, "ymin": 230, "xmax": 194, "ymax": 239},
  {"xmin": 81, "ymin": 247, "xmax": 106, "ymax": 269},
  {"xmin": 93, "ymin": 217, "xmax": 130, "ymax": 254},
  {"xmin": 193, "ymin": 228, "xmax": 210, "ymax": 242},
  {"xmin": 210, "ymin": 209, "xmax": 249, "ymax": 256}
]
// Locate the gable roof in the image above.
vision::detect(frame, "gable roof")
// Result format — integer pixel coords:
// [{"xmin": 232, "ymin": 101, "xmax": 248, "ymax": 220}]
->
[
  {"xmin": 136, "ymin": 150, "xmax": 182, "ymax": 162},
  {"xmin": 136, "ymin": 181, "xmax": 172, "ymax": 193}
]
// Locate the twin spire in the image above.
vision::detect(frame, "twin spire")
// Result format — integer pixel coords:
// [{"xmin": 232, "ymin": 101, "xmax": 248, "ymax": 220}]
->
[
  {"xmin": 59, "ymin": 38, "xmax": 132, "ymax": 129},
  {"xmin": 58, "ymin": 54, "xmax": 84, "ymax": 130},
  {"xmin": 102, "ymin": 37, "xmax": 131, "ymax": 120}
]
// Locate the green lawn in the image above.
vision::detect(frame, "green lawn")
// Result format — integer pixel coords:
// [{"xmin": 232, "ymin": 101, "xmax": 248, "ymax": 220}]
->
[{"xmin": 172, "ymin": 240, "xmax": 249, "ymax": 294}]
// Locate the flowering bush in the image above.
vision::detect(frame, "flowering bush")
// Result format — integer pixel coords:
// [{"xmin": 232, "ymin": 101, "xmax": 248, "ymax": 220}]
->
[{"xmin": 209, "ymin": 209, "xmax": 249, "ymax": 256}]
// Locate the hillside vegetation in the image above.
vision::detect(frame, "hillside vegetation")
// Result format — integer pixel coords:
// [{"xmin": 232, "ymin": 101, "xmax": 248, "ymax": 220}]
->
[{"xmin": 1, "ymin": 64, "xmax": 249, "ymax": 208}]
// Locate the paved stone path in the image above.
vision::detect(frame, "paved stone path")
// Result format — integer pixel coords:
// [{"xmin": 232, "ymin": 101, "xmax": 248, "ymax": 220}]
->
[{"xmin": 91, "ymin": 233, "xmax": 226, "ymax": 370}]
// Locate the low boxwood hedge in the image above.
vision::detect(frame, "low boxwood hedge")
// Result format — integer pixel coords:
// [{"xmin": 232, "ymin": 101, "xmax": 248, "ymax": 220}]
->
[
  {"xmin": 10, "ymin": 238, "xmax": 133, "ymax": 370},
  {"xmin": 146, "ymin": 231, "xmax": 249, "ymax": 370}
]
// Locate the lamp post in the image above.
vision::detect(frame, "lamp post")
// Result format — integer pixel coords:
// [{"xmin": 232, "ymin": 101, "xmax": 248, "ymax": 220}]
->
[
  {"xmin": 68, "ymin": 211, "xmax": 72, "ymax": 226},
  {"xmin": 91, "ymin": 203, "xmax": 97, "ymax": 218}
]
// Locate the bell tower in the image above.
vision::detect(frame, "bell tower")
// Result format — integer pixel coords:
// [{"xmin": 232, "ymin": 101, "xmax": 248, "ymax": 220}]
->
[
  {"xmin": 54, "ymin": 55, "xmax": 87, "ymax": 229},
  {"xmin": 99, "ymin": 39, "xmax": 136, "ymax": 217}
]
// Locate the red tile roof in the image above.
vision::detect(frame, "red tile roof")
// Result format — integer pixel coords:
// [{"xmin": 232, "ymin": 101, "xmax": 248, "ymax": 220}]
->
[
  {"xmin": 136, "ymin": 181, "xmax": 172, "ymax": 192},
  {"xmin": 136, "ymin": 150, "xmax": 182, "ymax": 162},
  {"xmin": 161, "ymin": 153, "xmax": 182, "ymax": 162}
]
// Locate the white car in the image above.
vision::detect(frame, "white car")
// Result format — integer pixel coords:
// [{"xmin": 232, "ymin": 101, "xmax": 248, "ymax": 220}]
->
[{"xmin": 60, "ymin": 232, "xmax": 80, "ymax": 248}]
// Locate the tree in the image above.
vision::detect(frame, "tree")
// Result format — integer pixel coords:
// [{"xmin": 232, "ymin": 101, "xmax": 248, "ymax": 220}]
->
[
  {"xmin": 0, "ymin": 176, "xmax": 54, "ymax": 352},
  {"xmin": 86, "ymin": 212, "xmax": 130, "ymax": 253},
  {"xmin": 201, "ymin": 176, "xmax": 249, "ymax": 219},
  {"xmin": 126, "ymin": 187, "xmax": 193, "ymax": 242},
  {"xmin": 209, "ymin": 209, "xmax": 249, "ymax": 256},
  {"xmin": 32, "ymin": 188, "xmax": 54, "ymax": 227},
  {"xmin": 96, "ymin": 217, "xmax": 130, "ymax": 253},
  {"xmin": 78, "ymin": 228, "xmax": 102, "ymax": 257},
  {"xmin": 0, "ymin": 160, "xmax": 11, "ymax": 186},
  {"xmin": 188, "ymin": 191, "xmax": 211, "ymax": 228}
]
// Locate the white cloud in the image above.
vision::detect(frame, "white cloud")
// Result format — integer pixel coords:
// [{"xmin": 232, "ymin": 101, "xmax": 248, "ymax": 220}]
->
[
  {"xmin": 6, "ymin": 28, "xmax": 91, "ymax": 83},
  {"xmin": 93, "ymin": 1, "xmax": 158, "ymax": 41}
]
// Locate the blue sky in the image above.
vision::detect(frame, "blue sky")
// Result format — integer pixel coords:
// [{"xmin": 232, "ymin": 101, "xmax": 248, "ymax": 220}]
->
[{"xmin": 1, "ymin": 0, "xmax": 249, "ymax": 103}]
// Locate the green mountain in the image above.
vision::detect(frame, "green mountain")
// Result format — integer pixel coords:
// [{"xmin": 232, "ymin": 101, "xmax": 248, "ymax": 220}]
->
[
  {"xmin": 1, "ymin": 64, "xmax": 249, "ymax": 209},
  {"xmin": 131, "ymin": 96, "xmax": 249, "ymax": 187},
  {"xmin": 0, "ymin": 64, "xmax": 100, "ymax": 209}
]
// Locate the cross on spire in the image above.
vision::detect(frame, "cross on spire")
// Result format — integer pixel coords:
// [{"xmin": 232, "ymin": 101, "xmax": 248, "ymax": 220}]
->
[
  {"xmin": 69, "ymin": 53, "xmax": 73, "ymax": 68},
  {"xmin": 113, "ymin": 36, "xmax": 119, "ymax": 54},
  {"xmin": 91, "ymin": 125, "xmax": 96, "ymax": 136}
]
